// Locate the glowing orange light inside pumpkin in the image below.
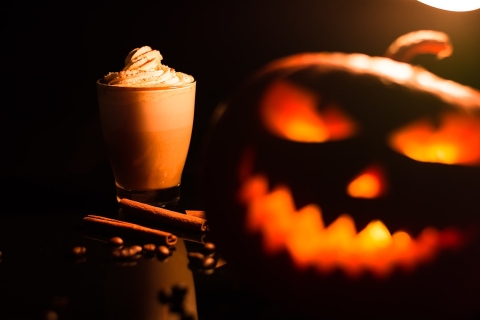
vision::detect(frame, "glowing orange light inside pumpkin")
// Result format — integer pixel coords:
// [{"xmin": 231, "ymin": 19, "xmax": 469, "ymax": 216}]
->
[
  {"xmin": 238, "ymin": 174, "xmax": 461, "ymax": 278},
  {"xmin": 358, "ymin": 220, "xmax": 392, "ymax": 250},
  {"xmin": 347, "ymin": 166, "xmax": 386, "ymax": 199},
  {"xmin": 389, "ymin": 113, "xmax": 480, "ymax": 165},
  {"xmin": 260, "ymin": 81, "xmax": 357, "ymax": 142}
]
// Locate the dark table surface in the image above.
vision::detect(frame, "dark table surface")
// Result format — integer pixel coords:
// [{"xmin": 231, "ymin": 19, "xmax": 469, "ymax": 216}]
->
[
  {"xmin": 2, "ymin": 173, "xmax": 480, "ymax": 320},
  {"xmin": 0, "ymin": 174, "xmax": 300, "ymax": 320}
]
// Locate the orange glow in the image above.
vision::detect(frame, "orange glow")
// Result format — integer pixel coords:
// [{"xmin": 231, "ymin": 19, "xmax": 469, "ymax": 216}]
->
[
  {"xmin": 389, "ymin": 113, "xmax": 480, "ymax": 165},
  {"xmin": 357, "ymin": 220, "xmax": 392, "ymax": 250},
  {"xmin": 347, "ymin": 166, "xmax": 386, "ymax": 199},
  {"xmin": 392, "ymin": 231, "xmax": 412, "ymax": 249},
  {"xmin": 238, "ymin": 174, "xmax": 462, "ymax": 278},
  {"xmin": 260, "ymin": 81, "xmax": 357, "ymax": 142}
]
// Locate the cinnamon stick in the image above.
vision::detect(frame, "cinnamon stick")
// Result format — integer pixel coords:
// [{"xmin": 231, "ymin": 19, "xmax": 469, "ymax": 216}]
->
[
  {"xmin": 185, "ymin": 210, "xmax": 207, "ymax": 220},
  {"xmin": 119, "ymin": 199, "xmax": 208, "ymax": 232},
  {"xmin": 82, "ymin": 215, "xmax": 178, "ymax": 246}
]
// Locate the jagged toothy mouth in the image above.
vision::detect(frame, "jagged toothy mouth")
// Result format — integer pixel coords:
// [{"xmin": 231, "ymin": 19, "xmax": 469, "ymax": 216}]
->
[{"xmin": 237, "ymin": 173, "xmax": 464, "ymax": 278}]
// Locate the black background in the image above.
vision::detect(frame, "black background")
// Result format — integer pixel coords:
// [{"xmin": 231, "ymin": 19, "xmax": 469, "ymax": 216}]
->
[
  {"xmin": 1, "ymin": 0, "xmax": 480, "ymax": 206},
  {"xmin": 1, "ymin": 1, "xmax": 480, "ymax": 319}
]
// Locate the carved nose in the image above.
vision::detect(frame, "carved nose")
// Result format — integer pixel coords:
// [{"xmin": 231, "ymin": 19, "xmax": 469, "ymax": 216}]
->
[{"xmin": 346, "ymin": 165, "xmax": 387, "ymax": 199}]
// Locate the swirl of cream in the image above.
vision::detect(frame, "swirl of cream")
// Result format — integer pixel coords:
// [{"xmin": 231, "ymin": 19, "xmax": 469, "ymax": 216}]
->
[{"xmin": 103, "ymin": 46, "xmax": 194, "ymax": 87}]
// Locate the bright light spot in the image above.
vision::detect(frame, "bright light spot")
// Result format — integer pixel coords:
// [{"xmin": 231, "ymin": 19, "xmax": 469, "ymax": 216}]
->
[
  {"xmin": 416, "ymin": 73, "xmax": 472, "ymax": 100},
  {"xmin": 418, "ymin": 0, "xmax": 480, "ymax": 11},
  {"xmin": 371, "ymin": 59, "xmax": 413, "ymax": 82},
  {"xmin": 367, "ymin": 221, "xmax": 391, "ymax": 243},
  {"xmin": 347, "ymin": 54, "xmax": 371, "ymax": 71},
  {"xmin": 260, "ymin": 81, "xmax": 357, "ymax": 143},
  {"xmin": 357, "ymin": 220, "xmax": 392, "ymax": 251},
  {"xmin": 238, "ymin": 173, "xmax": 462, "ymax": 277},
  {"xmin": 389, "ymin": 113, "xmax": 480, "ymax": 165},
  {"xmin": 347, "ymin": 167, "xmax": 385, "ymax": 199}
]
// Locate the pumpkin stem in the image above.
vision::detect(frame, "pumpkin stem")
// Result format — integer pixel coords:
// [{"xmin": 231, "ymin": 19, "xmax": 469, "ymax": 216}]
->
[{"xmin": 384, "ymin": 30, "xmax": 453, "ymax": 63}]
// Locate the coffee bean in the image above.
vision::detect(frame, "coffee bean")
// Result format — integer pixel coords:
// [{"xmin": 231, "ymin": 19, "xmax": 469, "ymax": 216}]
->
[
  {"xmin": 109, "ymin": 237, "xmax": 124, "ymax": 246},
  {"xmin": 157, "ymin": 245, "xmax": 170, "ymax": 257},
  {"xmin": 111, "ymin": 248, "xmax": 122, "ymax": 258},
  {"xmin": 143, "ymin": 243, "xmax": 156, "ymax": 252},
  {"xmin": 203, "ymin": 242, "xmax": 216, "ymax": 255},
  {"xmin": 120, "ymin": 247, "xmax": 135, "ymax": 257},
  {"xmin": 112, "ymin": 247, "xmax": 141, "ymax": 259},
  {"xmin": 72, "ymin": 246, "xmax": 86, "ymax": 256},
  {"xmin": 202, "ymin": 269, "xmax": 215, "ymax": 275},
  {"xmin": 202, "ymin": 257, "xmax": 216, "ymax": 269},
  {"xmin": 187, "ymin": 252, "xmax": 204, "ymax": 269},
  {"xmin": 129, "ymin": 245, "xmax": 143, "ymax": 254},
  {"xmin": 187, "ymin": 252, "xmax": 204, "ymax": 261}
]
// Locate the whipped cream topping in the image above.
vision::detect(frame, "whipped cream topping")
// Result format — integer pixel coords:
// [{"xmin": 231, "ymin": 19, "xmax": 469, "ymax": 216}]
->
[{"xmin": 103, "ymin": 46, "xmax": 194, "ymax": 87}]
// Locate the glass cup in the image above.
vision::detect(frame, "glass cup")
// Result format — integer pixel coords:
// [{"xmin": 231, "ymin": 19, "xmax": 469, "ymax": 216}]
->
[{"xmin": 97, "ymin": 80, "xmax": 196, "ymax": 207}]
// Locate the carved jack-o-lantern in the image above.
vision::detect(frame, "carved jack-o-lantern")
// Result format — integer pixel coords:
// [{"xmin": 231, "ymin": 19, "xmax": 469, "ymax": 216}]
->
[{"xmin": 202, "ymin": 31, "xmax": 480, "ymax": 319}]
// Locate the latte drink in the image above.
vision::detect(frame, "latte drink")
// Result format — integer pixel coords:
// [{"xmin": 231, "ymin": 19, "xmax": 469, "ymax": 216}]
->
[{"xmin": 97, "ymin": 81, "xmax": 196, "ymax": 206}]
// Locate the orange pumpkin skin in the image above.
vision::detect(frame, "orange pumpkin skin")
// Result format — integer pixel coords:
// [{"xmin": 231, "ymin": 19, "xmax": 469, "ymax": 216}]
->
[{"xmin": 202, "ymin": 52, "xmax": 480, "ymax": 319}]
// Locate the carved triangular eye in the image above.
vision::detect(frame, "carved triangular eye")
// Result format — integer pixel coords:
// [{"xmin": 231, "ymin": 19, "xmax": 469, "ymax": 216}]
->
[
  {"xmin": 260, "ymin": 80, "xmax": 357, "ymax": 142},
  {"xmin": 347, "ymin": 165, "xmax": 387, "ymax": 199},
  {"xmin": 388, "ymin": 113, "xmax": 480, "ymax": 166}
]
